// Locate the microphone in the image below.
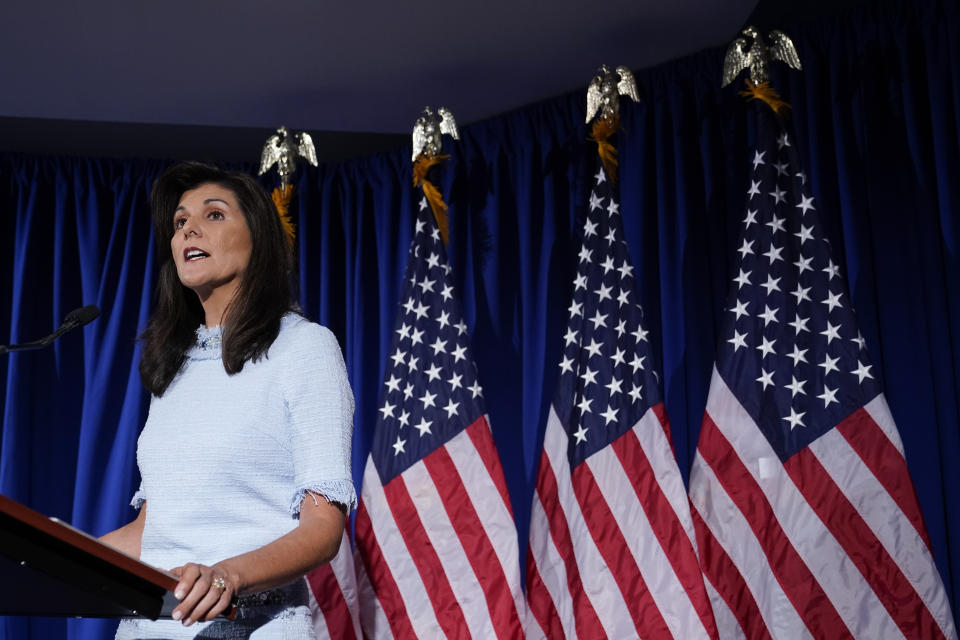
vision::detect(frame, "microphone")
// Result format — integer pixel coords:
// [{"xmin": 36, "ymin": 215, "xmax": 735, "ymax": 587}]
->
[{"xmin": 0, "ymin": 305, "xmax": 100, "ymax": 355}]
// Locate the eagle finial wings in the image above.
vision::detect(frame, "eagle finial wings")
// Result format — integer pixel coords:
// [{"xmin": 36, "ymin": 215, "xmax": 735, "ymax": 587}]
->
[
  {"xmin": 585, "ymin": 74, "xmax": 604, "ymax": 124},
  {"xmin": 259, "ymin": 132, "xmax": 282, "ymax": 175},
  {"xmin": 585, "ymin": 64, "xmax": 639, "ymax": 125},
  {"xmin": 295, "ymin": 132, "xmax": 318, "ymax": 167},
  {"xmin": 722, "ymin": 36, "xmax": 750, "ymax": 87},
  {"xmin": 722, "ymin": 26, "xmax": 802, "ymax": 87},
  {"xmin": 767, "ymin": 30, "xmax": 802, "ymax": 72},
  {"xmin": 437, "ymin": 107, "xmax": 459, "ymax": 141},
  {"xmin": 412, "ymin": 106, "xmax": 459, "ymax": 162},
  {"xmin": 615, "ymin": 66, "xmax": 640, "ymax": 104}
]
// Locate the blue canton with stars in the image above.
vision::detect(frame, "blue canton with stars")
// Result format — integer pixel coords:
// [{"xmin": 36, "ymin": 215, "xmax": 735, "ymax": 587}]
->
[
  {"xmin": 717, "ymin": 108, "xmax": 881, "ymax": 462},
  {"xmin": 554, "ymin": 164, "xmax": 663, "ymax": 469},
  {"xmin": 370, "ymin": 195, "xmax": 486, "ymax": 484}
]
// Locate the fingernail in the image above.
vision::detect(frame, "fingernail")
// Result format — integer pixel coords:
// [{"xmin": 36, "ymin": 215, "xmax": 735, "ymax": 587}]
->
[
  {"xmin": 172, "ymin": 611, "xmax": 182, "ymax": 621},
  {"xmin": 175, "ymin": 589, "xmax": 184, "ymax": 599},
  {"xmin": 184, "ymin": 618, "xmax": 193, "ymax": 627}
]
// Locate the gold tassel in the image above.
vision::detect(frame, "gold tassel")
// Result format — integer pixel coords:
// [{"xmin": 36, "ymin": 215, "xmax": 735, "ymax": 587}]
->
[
  {"xmin": 588, "ymin": 116, "xmax": 621, "ymax": 183},
  {"xmin": 412, "ymin": 154, "xmax": 451, "ymax": 244},
  {"xmin": 271, "ymin": 184, "xmax": 296, "ymax": 249},
  {"xmin": 739, "ymin": 79, "xmax": 792, "ymax": 116}
]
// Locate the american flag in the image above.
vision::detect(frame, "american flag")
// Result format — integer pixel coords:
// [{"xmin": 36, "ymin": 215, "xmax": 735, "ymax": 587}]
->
[
  {"xmin": 353, "ymin": 195, "xmax": 526, "ymax": 638},
  {"xmin": 307, "ymin": 531, "xmax": 362, "ymax": 638},
  {"xmin": 525, "ymin": 162, "xmax": 718, "ymax": 639},
  {"xmin": 688, "ymin": 105, "xmax": 958, "ymax": 638}
]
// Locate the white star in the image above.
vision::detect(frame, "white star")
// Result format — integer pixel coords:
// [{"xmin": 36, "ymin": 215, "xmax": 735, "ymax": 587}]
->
[
  {"xmin": 632, "ymin": 325, "xmax": 649, "ymax": 342},
  {"xmin": 794, "ymin": 255, "xmax": 814, "ymax": 274},
  {"xmin": 730, "ymin": 299, "xmax": 750, "ymax": 319},
  {"xmin": 752, "ymin": 150, "xmax": 766, "ymax": 169},
  {"xmin": 379, "ymin": 400, "xmax": 396, "ymax": 420},
  {"xmin": 607, "ymin": 200, "xmax": 620, "ymax": 216},
  {"xmin": 786, "ymin": 375, "xmax": 806, "ymax": 398},
  {"xmin": 425, "ymin": 363, "xmax": 442, "ymax": 382},
  {"xmin": 766, "ymin": 214, "xmax": 786, "ymax": 234},
  {"xmin": 392, "ymin": 435, "xmax": 406, "ymax": 455},
  {"xmin": 390, "ymin": 348, "xmax": 407, "ymax": 368},
  {"xmin": 414, "ymin": 418, "xmax": 432, "ymax": 436},
  {"xmin": 436, "ymin": 311, "xmax": 451, "ymax": 330},
  {"xmin": 611, "ymin": 347, "xmax": 626, "ymax": 367},
  {"xmin": 595, "ymin": 168, "xmax": 606, "ymax": 184},
  {"xmin": 759, "ymin": 305, "xmax": 779, "ymax": 326},
  {"xmin": 787, "ymin": 345, "xmax": 808, "ymax": 365},
  {"xmin": 410, "ymin": 327, "xmax": 425, "ymax": 345},
  {"xmin": 818, "ymin": 385, "xmax": 839, "ymax": 408},
  {"xmin": 615, "ymin": 320, "xmax": 627, "ymax": 337},
  {"xmin": 576, "ymin": 396, "xmax": 593, "ymax": 415},
  {"xmin": 413, "ymin": 302, "xmax": 429, "ymax": 320},
  {"xmin": 733, "ymin": 268, "xmax": 752, "ymax": 289},
  {"xmin": 440, "ymin": 284, "xmax": 454, "ymax": 301},
  {"xmin": 569, "ymin": 300, "xmax": 583, "ymax": 317},
  {"xmin": 823, "ymin": 291, "xmax": 843, "ymax": 312},
  {"xmin": 584, "ymin": 219, "xmax": 598, "ymax": 237},
  {"xmin": 789, "ymin": 315, "xmax": 810, "ymax": 334},
  {"xmin": 763, "ymin": 244, "xmax": 784, "ymax": 263},
  {"xmin": 601, "ymin": 256, "xmax": 616, "ymax": 274},
  {"xmin": 469, "ymin": 381, "xmax": 483, "ymax": 398},
  {"xmin": 589, "ymin": 310, "xmax": 608, "ymax": 329},
  {"xmin": 430, "ymin": 337, "xmax": 447, "ymax": 355},
  {"xmin": 564, "ymin": 327, "xmax": 579, "ymax": 346},
  {"xmin": 797, "ymin": 194, "xmax": 815, "ymax": 214},
  {"xmin": 794, "ymin": 225, "xmax": 814, "ymax": 245},
  {"xmin": 398, "ymin": 410, "xmax": 410, "ymax": 428},
  {"xmin": 628, "ymin": 384, "xmax": 643, "ymax": 403},
  {"xmin": 580, "ymin": 367, "xmax": 598, "ymax": 387},
  {"xmin": 738, "ymin": 239, "xmax": 755, "ymax": 259},
  {"xmin": 617, "ymin": 289, "xmax": 630, "ymax": 307},
  {"xmin": 777, "ymin": 132, "xmax": 791, "ymax": 149},
  {"xmin": 756, "ymin": 369, "xmax": 775, "ymax": 389},
  {"xmin": 402, "ymin": 298, "xmax": 416, "ymax": 315},
  {"xmin": 605, "ymin": 376, "xmax": 623, "ymax": 396},
  {"xmin": 629, "ymin": 353, "xmax": 646, "ymax": 372},
  {"xmin": 597, "ymin": 283, "xmax": 613, "ymax": 302},
  {"xmin": 784, "ymin": 407, "xmax": 805, "ymax": 430},
  {"xmin": 584, "ymin": 338, "xmax": 603, "ymax": 358},
  {"xmin": 396, "ymin": 323, "xmax": 411, "ymax": 340},
  {"xmin": 744, "ymin": 209, "xmax": 758, "ymax": 227},
  {"xmin": 773, "ymin": 160, "xmax": 790, "ymax": 176},
  {"xmin": 617, "ymin": 262, "xmax": 633, "ymax": 279},
  {"xmin": 852, "ymin": 332, "xmax": 866, "ymax": 350},
  {"xmin": 431, "ymin": 227, "xmax": 440, "ymax": 242},
  {"xmin": 415, "ymin": 217, "xmax": 426, "ymax": 231},
  {"xmin": 605, "ymin": 228, "xmax": 616, "ymax": 244},
  {"xmin": 573, "ymin": 424, "xmax": 589, "ymax": 443},
  {"xmin": 443, "ymin": 399, "xmax": 460, "ymax": 418},
  {"xmin": 427, "ymin": 253, "xmax": 442, "ymax": 270},
  {"xmin": 820, "ymin": 322, "xmax": 841, "ymax": 344},
  {"xmin": 770, "ymin": 186, "xmax": 787, "ymax": 204},
  {"xmin": 791, "ymin": 284, "xmax": 812, "ymax": 304},
  {"xmin": 578, "ymin": 247, "xmax": 593, "ymax": 263},
  {"xmin": 403, "ymin": 382, "xmax": 415, "ymax": 400},
  {"xmin": 448, "ymin": 373, "xmax": 463, "ymax": 391},
  {"xmin": 574, "ymin": 273, "xmax": 588, "ymax": 290},
  {"xmin": 601, "ymin": 405, "xmax": 619, "ymax": 425},
  {"xmin": 419, "ymin": 390, "xmax": 436, "ymax": 409},
  {"xmin": 747, "ymin": 180, "xmax": 761, "ymax": 199},
  {"xmin": 819, "ymin": 353, "xmax": 840, "ymax": 375},
  {"xmin": 823, "ymin": 260, "xmax": 840, "ymax": 280},
  {"xmin": 756, "ymin": 336, "xmax": 776, "ymax": 358},
  {"xmin": 559, "ymin": 355, "xmax": 574, "ymax": 374},
  {"xmin": 385, "ymin": 374, "xmax": 401, "ymax": 393},
  {"xmin": 760, "ymin": 274, "xmax": 782, "ymax": 295},
  {"xmin": 728, "ymin": 330, "xmax": 748, "ymax": 351},
  {"xmin": 853, "ymin": 361, "xmax": 873, "ymax": 383},
  {"xmin": 407, "ymin": 355, "xmax": 418, "ymax": 372},
  {"xmin": 796, "ymin": 170, "xmax": 808, "ymax": 184},
  {"xmin": 589, "ymin": 191, "xmax": 604, "ymax": 211},
  {"xmin": 451, "ymin": 345, "xmax": 467, "ymax": 362}
]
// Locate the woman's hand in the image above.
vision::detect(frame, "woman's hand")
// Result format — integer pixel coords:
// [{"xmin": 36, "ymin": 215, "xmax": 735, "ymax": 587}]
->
[{"xmin": 169, "ymin": 562, "xmax": 236, "ymax": 626}]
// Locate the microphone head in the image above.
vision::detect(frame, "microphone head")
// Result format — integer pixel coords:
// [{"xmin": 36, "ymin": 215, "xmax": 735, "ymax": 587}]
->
[{"xmin": 63, "ymin": 305, "xmax": 100, "ymax": 328}]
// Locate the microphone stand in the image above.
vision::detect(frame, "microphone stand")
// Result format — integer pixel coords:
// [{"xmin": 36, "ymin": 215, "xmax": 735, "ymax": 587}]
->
[{"xmin": 0, "ymin": 305, "xmax": 100, "ymax": 355}]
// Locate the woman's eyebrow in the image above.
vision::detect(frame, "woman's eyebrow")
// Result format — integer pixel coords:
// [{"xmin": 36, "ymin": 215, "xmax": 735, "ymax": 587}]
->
[{"xmin": 174, "ymin": 198, "xmax": 231, "ymax": 212}]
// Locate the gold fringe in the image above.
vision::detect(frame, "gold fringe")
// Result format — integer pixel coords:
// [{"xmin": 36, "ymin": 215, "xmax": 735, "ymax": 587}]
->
[
  {"xmin": 588, "ymin": 116, "xmax": 621, "ymax": 183},
  {"xmin": 271, "ymin": 184, "xmax": 296, "ymax": 249},
  {"xmin": 412, "ymin": 154, "xmax": 451, "ymax": 244},
  {"xmin": 739, "ymin": 80, "xmax": 792, "ymax": 116}
]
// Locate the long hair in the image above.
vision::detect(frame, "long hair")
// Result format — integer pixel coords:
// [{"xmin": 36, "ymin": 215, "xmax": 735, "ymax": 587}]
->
[{"xmin": 139, "ymin": 161, "xmax": 295, "ymax": 396}]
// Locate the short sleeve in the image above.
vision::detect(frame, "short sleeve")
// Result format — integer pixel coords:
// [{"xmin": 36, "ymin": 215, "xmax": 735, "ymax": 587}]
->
[
  {"xmin": 130, "ymin": 482, "xmax": 146, "ymax": 510},
  {"xmin": 280, "ymin": 321, "xmax": 356, "ymax": 515}
]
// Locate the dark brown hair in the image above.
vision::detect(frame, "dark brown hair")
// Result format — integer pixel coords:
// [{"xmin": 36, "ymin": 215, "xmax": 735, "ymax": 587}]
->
[{"xmin": 139, "ymin": 161, "xmax": 295, "ymax": 395}]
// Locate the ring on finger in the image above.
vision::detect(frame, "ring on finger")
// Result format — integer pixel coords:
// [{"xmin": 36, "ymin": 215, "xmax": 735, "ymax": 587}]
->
[{"xmin": 212, "ymin": 577, "xmax": 226, "ymax": 591}]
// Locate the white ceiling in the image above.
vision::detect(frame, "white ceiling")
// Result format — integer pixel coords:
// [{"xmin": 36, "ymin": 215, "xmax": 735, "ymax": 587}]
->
[{"xmin": 0, "ymin": 1, "xmax": 757, "ymax": 134}]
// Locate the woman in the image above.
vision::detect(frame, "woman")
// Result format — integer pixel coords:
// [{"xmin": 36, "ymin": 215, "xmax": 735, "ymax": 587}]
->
[{"xmin": 100, "ymin": 161, "xmax": 355, "ymax": 638}]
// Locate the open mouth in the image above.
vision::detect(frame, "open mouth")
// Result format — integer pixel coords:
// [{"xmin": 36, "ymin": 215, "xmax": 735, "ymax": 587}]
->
[{"xmin": 184, "ymin": 248, "xmax": 210, "ymax": 261}]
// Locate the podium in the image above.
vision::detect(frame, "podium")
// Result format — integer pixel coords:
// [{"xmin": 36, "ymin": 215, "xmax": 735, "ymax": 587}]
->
[{"xmin": 0, "ymin": 493, "xmax": 179, "ymax": 619}]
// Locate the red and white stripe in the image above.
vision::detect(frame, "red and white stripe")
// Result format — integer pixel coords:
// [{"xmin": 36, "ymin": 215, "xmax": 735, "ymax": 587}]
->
[
  {"xmin": 354, "ymin": 416, "xmax": 526, "ymax": 639},
  {"xmin": 690, "ymin": 367, "xmax": 957, "ymax": 639},
  {"xmin": 526, "ymin": 402, "xmax": 718, "ymax": 639},
  {"xmin": 308, "ymin": 530, "xmax": 362, "ymax": 639}
]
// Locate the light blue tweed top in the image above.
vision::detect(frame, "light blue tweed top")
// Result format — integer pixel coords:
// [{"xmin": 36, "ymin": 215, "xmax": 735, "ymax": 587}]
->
[{"xmin": 131, "ymin": 313, "xmax": 355, "ymax": 584}]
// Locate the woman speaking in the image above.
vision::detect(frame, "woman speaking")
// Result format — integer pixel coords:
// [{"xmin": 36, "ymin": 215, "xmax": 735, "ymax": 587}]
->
[{"xmin": 100, "ymin": 162, "xmax": 355, "ymax": 638}]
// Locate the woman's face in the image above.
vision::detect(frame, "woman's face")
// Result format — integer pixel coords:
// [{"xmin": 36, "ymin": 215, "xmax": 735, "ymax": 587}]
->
[{"xmin": 170, "ymin": 182, "xmax": 253, "ymax": 300}]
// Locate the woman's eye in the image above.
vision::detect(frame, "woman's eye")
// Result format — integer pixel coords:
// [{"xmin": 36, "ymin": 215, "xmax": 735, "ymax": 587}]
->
[
  {"xmin": 174, "ymin": 217, "xmax": 186, "ymax": 230},
  {"xmin": 208, "ymin": 210, "xmax": 224, "ymax": 220}
]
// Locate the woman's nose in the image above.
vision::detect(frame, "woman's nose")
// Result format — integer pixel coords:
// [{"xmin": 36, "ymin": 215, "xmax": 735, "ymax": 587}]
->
[{"xmin": 181, "ymin": 218, "xmax": 200, "ymax": 236}]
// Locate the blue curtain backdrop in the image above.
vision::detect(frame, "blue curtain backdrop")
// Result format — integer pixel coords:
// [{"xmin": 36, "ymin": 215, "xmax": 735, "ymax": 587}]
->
[{"xmin": 1, "ymin": 0, "xmax": 958, "ymax": 637}]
